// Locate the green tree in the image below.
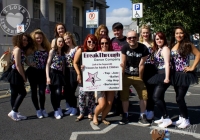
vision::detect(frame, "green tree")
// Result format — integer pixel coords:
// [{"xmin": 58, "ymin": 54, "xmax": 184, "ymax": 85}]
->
[{"xmin": 131, "ymin": 0, "xmax": 200, "ymax": 38}]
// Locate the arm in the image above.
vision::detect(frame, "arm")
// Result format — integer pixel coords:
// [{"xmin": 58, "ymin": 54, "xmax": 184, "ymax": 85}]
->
[
  {"xmin": 184, "ymin": 44, "xmax": 200, "ymax": 72},
  {"xmin": 73, "ymin": 48, "xmax": 82, "ymax": 83},
  {"xmin": 51, "ymin": 39, "xmax": 55, "ymax": 48},
  {"xmin": 139, "ymin": 55, "xmax": 148, "ymax": 79},
  {"xmin": 162, "ymin": 46, "xmax": 171, "ymax": 83},
  {"xmin": 14, "ymin": 47, "xmax": 26, "ymax": 82},
  {"xmin": 46, "ymin": 49, "xmax": 54, "ymax": 85},
  {"xmin": 121, "ymin": 53, "xmax": 126, "ymax": 76}
]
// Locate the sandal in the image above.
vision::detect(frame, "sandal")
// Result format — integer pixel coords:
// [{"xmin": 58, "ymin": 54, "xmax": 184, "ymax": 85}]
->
[
  {"xmin": 93, "ymin": 121, "xmax": 99, "ymax": 126},
  {"xmin": 75, "ymin": 115, "xmax": 84, "ymax": 122},
  {"xmin": 88, "ymin": 114, "xmax": 93, "ymax": 121},
  {"xmin": 102, "ymin": 119, "xmax": 110, "ymax": 125}
]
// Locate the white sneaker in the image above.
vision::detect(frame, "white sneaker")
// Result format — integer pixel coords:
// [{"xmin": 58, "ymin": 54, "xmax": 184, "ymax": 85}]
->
[
  {"xmin": 41, "ymin": 110, "xmax": 48, "ymax": 118},
  {"xmin": 66, "ymin": 102, "xmax": 70, "ymax": 110},
  {"xmin": 178, "ymin": 118, "xmax": 190, "ymax": 129},
  {"xmin": 64, "ymin": 107, "xmax": 72, "ymax": 115},
  {"xmin": 36, "ymin": 110, "xmax": 43, "ymax": 119},
  {"xmin": 172, "ymin": 115, "xmax": 183, "ymax": 126},
  {"xmin": 17, "ymin": 112, "xmax": 27, "ymax": 120},
  {"xmin": 58, "ymin": 108, "xmax": 63, "ymax": 117},
  {"xmin": 146, "ymin": 111, "xmax": 154, "ymax": 120},
  {"xmin": 8, "ymin": 110, "xmax": 21, "ymax": 121},
  {"xmin": 70, "ymin": 108, "xmax": 77, "ymax": 116},
  {"xmin": 158, "ymin": 118, "xmax": 172, "ymax": 128},
  {"xmin": 54, "ymin": 111, "xmax": 61, "ymax": 119},
  {"xmin": 154, "ymin": 116, "xmax": 164, "ymax": 124}
]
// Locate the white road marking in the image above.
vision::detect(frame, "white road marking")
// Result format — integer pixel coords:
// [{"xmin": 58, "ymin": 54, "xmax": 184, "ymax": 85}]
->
[
  {"xmin": 90, "ymin": 121, "xmax": 100, "ymax": 130},
  {"xmin": 70, "ymin": 123, "xmax": 118, "ymax": 140}
]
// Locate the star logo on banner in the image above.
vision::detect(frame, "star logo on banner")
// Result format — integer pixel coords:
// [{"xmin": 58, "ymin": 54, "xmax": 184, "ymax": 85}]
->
[{"xmin": 86, "ymin": 72, "xmax": 101, "ymax": 86}]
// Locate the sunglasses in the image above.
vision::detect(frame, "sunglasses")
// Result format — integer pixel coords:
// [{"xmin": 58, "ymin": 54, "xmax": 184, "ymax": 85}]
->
[
  {"xmin": 101, "ymin": 42, "xmax": 108, "ymax": 45},
  {"xmin": 87, "ymin": 40, "xmax": 96, "ymax": 44},
  {"xmin": 127, "ymin": 36, "xmax": 137, "ymax": 40}
]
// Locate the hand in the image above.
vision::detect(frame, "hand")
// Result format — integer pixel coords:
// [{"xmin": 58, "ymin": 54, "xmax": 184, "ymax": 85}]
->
[
  {"xmin": 183, "ymin": 66, "xmax": 194, "ymax": 73},
  {"xmin": 120, "ymin": 63, "xmax": 124, "ymax": 68},
  {"xmin": 77, "ymin": 75, "xmax": 82, "ymax": 84},
  {"xmin": 81, "ymin": 65, "xmax": 85, "ymax": 70},
  {"xmin": 46, "ymin": 78, "xmax": 51, "ymax": 85},
  {"xmin": 164, "ymin": 78, "xmax": 170, "ymax": 83}
]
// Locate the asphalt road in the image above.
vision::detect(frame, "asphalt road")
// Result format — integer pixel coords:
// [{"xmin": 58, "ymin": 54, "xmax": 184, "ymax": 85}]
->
[{"xmin": 0, "ymin": 84, "xmax": 200, "ymax": 140}]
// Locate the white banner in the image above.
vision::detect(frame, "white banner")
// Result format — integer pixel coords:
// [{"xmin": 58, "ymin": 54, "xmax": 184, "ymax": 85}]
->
[{"xmin": 82, "ymin": 52, "xmax": 122, "ymax": 91}]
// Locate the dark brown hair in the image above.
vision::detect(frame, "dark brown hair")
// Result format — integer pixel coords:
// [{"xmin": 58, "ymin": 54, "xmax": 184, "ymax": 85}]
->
[
  {"xmin": 97, "ymin": 35, "xmax": 112, "ymax": 51},
  {"xmin": 54, "ymin": 23, "xmax": 67, "ymax": 38},
  {"xmin": 170, "ymin": 26, "xmax": 191, "ymax": 57},
  {"xmin": 12, "ymin": 33, "xmax": 34, "ymax": 52}
]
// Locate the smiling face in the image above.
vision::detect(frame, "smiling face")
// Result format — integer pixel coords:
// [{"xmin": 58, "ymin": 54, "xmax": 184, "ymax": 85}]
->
[
  {"xmin": 87, "ymin": 37, "xmax": 96, "ymax": 50},
  {"xmin": 141, "ymin": 28, "xmax": 150, "ymax": 41},
  {"xmin": 155, "ymin": 35, "xmax": 164, "ymax": 47},
  {"xmin": 100, "ymin": 28, "xmax": 107, "ymax": 36},
  {"xmin": 57, "ymin": 37, "xmax": 64, "ymax": 48},
  {"xmin": 113, "ymin": 29, "xmax": 123, "ymax": 39},
  {"xmin": 57, "ymin": 25, "xmax": 65, "ymax": 36},
  {"xmin": 175, "ymin": 28, "xmax": 184, "ymax": 42},
  {"xmin": 100, "ymin": 38, "xmax": 109, "ymax": 52},
  {"xmin": 35, "ymin": 34, "xmax": 43, "ymax": 45},
  {"xmin": 22, "ymin": 35, "xmax": 28, "ymax": 47},
  {"xmin": 64, "ymin": 35, "xmax": 72, "ymax": 46},
  {"xmin": 126, "ymin": 31, "xmax": 138, "ymax": 46}
]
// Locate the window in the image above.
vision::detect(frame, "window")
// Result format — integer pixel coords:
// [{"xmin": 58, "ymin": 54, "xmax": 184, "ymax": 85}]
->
[
  {"xmin": 73, "ymin": 7, "xmax": 79, "ymax": 26},
  {"xmin": 33, "ymin": 0, "xmax": 40, "ymax": 19},
  {"xmin": 55, "ymin": 2, "xmax": 63, "ymax": 22}
]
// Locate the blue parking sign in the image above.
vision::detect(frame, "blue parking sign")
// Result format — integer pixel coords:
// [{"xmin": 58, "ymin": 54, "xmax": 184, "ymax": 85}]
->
[{"xmin": 135, "ymin": 4, "xmax": 140, "ymax": 10}]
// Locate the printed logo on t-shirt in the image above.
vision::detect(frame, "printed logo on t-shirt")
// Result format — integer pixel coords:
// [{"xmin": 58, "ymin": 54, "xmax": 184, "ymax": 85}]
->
[
  {"xmin": 129, "ymin": 66, "xmax": 139, "ymax": 75},
  {"xmin": 112, "ymin": 43, "xmax": 122, "ymax": 51},
  {"xmin": 126, "ymin": 51, "xmax": 142, "ymax": 57}
]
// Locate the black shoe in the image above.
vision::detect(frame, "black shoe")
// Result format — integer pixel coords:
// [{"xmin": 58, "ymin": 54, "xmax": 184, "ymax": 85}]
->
[
  {"xmin": 119, "ymin": 113, "xmax": 129, "ymax": 125},
  {"xmin": 138, "ymin": 114, "xmax": 150, "ymax": 126}
]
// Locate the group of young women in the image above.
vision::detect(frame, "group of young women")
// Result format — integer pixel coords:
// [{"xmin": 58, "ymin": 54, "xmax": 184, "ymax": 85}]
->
[
  {"xmin": 5, "ymin": 23, "xmax": 114, "ymax": 125},
  {"xmin": 140, "ymin": 25, "xmax": 200, "ymax": 129},
  {"xmin": 5, "ymin": 22, "xmax": 200, "ymax": 129}
]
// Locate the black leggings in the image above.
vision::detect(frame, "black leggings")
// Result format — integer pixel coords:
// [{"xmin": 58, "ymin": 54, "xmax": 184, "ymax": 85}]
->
[
  {"xmin": 10, "ymin": 84, "xmax": 27, "ymax": 112},
  {"xmin": 30, "ymin": 82, "xmax": 46, "ymax": 110},
  {"xmin": 65, "ymin": 69, "xmax": 78, "ymax": 108},
  {"xmin": 153, "ymin": 83, "xmax": 170, "ymax": 117},
  {"xmin": 174, "ymin": 85, "xmax": 189, "ymax": 119},
  {"xmin": 145, "ymin": 82, "xmax": 155, "ymax": 111},
  {"xmin": 50, "ymin": 85, "xmax": 62, "ymax": 111},
  {"xmin": 143, "ymin": 64, "xmax": 156, "ymax": 111}
]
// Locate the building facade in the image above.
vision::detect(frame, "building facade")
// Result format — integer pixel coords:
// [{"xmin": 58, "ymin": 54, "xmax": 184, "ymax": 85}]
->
[{"xmin": 0, "ymin": 0, "xmax": 108, "ymax": 54}]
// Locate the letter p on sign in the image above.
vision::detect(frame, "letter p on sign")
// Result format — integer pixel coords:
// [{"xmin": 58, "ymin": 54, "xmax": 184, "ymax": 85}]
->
[{"xmin": 135, "ymin": 4, "xmax": 140, "ymax": 10}]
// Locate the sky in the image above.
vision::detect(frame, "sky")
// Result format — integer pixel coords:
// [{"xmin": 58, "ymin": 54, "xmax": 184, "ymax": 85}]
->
[{"xmin": 106, "ymin": 0, "xmax": 133, "ymax": 29}]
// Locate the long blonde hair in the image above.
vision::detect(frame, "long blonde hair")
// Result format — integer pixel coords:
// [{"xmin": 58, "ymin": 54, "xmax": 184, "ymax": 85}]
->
[
  {"xmin": 63, "ymin": 31, "xmax": 77, "ymax": 46},
  {"xmin": 139, "ymin": 24, "xmax": 153, "ymax": 44},
  {"xmin": 30, "ymin": 29, "xmax": 51, "ymax": 52}
]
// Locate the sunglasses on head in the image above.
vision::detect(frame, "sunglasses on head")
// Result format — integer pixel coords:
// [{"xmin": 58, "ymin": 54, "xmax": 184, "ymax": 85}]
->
[
  {"xmin": 100, "ymin": 42, "xmax": 108, "ymax": 45},
  {"xmin": 127, "ymin": 36, "xmax": 137, "ymax": 40},
  {"xmin": 87, "ymin": 40, "xmax": 96, "ymax": 44}
]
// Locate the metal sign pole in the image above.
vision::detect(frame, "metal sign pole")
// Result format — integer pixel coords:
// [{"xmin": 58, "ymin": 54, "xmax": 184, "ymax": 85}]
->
[{"xmin": 90, "ymin": 0, "xmax": 96, "ymax": 34}]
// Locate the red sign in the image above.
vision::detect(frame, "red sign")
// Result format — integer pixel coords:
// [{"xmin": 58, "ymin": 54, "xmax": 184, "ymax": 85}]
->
[{"xmin": 89, "ymin": 13, "xmax": 95, "ymax": 20}]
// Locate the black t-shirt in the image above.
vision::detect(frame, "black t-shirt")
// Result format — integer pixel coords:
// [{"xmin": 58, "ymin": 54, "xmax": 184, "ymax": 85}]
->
[
  {"xmin": 121, "ymin": 42, "xmax": 149, "ymax": 76},
  {"xmin": 111, "ymin": 37, "xmax": 128, "ymax": 51}
]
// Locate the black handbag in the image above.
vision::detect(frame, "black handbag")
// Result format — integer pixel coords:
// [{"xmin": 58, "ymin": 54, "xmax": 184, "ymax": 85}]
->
[{"xmin": 0, "ymin": 65, "xmax": 12, "ymax": 81}]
